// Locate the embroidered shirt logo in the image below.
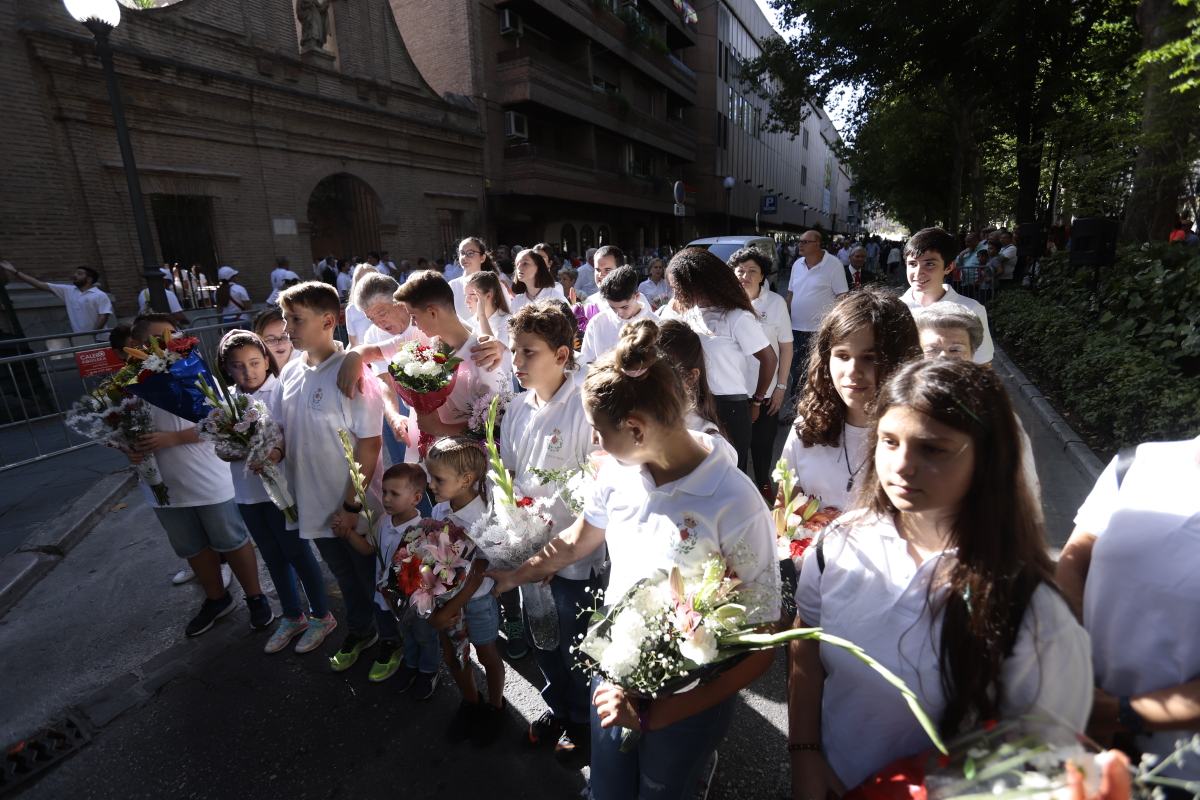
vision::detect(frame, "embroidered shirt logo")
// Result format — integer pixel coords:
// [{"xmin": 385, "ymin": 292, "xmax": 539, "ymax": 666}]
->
[
  {"xmin": 310, "ymin": 387, "xmax": 324, "ymax": 410},
  {"xmin": 546, "ymin": 428, "xmax": 563, "ymax": 454}
]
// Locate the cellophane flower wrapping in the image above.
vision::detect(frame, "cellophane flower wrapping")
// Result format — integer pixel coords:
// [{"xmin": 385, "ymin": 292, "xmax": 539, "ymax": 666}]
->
[
  {"xmin": 772, "ymin": 459, "xmax": 841, "ymax": 618},
  {"xmin": 197, "ymin": 390, "xmax": 297, "ymax": 523},
  {"xmin": 120, "ymin": 335, "xmax": 216, "ymax": 423},
  {"xmin": 386, "ymin": 518, "xmax": 473, "ymax": 668},
  {"xmin": 466, "ymin": 381, "xmax": 513, "ymax": 442},
  {"xmin": 387, "ymin": 341, "xmax": 463, "ymax": 415},
  {"xmin": 66, "ymin": 390, "xmax": 169, "ymax": 505}
]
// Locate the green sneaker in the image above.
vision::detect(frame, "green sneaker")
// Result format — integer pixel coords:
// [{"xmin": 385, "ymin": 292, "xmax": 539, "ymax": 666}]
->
[
  {"xmin": 367, "ymin": 639, "xmax": 403, "ymax": 683},
  {"xmin": 329, "ymin": 630, "xmax": 378, "ymax": 672}
]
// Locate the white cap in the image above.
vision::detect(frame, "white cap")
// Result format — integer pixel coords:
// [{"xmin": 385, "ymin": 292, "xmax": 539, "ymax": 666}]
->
[{"xmin": 217, "ymin": 266, "xmax": 238, "ymax": 281}]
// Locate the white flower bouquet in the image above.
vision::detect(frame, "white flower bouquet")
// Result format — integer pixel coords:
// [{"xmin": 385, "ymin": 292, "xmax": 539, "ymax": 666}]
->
[
  {"xmin": 386, "ymin": 340, "xmax": 462, "ymax": 414},
  {"xmin": 66, "ymin": 389, "xmax": 169, "ymax": 505}
]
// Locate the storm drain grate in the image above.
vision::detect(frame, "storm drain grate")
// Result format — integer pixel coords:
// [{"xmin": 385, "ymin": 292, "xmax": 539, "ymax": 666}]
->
[{"xmin": 1, "ymin": 713, "xmax": 91, "ymax": 796}]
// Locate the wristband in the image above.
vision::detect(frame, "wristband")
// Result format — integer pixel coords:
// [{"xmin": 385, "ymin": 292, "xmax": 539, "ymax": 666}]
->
[
  {"xmin": 787, "ymin": 742, "xmax": 821, "ymax": 753},
  {"xmin": 342, "ymin": 500, "xmax": 363, "ymax": 514},
  {"xmin": 776, "ymin": 383, "xmax": 787, "ymax": 392},
  {"xmin": 636, "ymin": 698, "xmax": 652, "ymax": 733}
]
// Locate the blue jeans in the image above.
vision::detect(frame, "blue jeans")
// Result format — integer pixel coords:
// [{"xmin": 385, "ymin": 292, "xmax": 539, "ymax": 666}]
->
[
  {"xmin": 381, "ymin": 397, "xmax": 409, "ymax": 464},
  {"xmin": 589, "ymin": 676, "xmax": 735, "ymax": 800},
  {"xmin": 237, "ymin": 502, "xmax": 329, "ymax": 619},
  {"xmin": 314, "ymin": 537, "xmax": 378, "ymax": 637},
  {"xmin": 401, "ymin": 615, "xmax": 442, "ymax": 673},
  {"xmin": 787, "ymin": 330, "xmax": 814, "ymax": 399},
  {"xmin": 531, "ymin": 574, "xmax": 601, "ymax": 725},
  {"xmin": 463, "ymin": 593, "xmax": 500, "ymax": 646},
  {"xmin": 375, "ymin": 606, "xmax": 399, "ymax": 641},
  {"xmin": 154, "ymin": 500, "xmax": 249, "ymax": 559}
]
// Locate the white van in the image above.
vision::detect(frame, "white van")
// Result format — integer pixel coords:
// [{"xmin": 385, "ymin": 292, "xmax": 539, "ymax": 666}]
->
[{"xmin": 685, "ymin": 235, "xmax": 778, "ymax": 280}]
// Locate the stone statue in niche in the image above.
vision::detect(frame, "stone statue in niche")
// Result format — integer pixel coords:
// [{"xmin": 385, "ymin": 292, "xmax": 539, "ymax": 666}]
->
[{"xmin": 296, "ymin": 0, "xmax": 331, "ymax": 51}]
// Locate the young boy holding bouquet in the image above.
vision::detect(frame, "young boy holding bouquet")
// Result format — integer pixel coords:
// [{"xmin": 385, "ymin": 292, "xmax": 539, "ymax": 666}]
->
[
  {"xmin": 124, "ymin": 314, "xmax": 273, "ymax": 637},
  {"xmin": 277, "ymin": 282, "xmax": 384, "ymax": 671}
]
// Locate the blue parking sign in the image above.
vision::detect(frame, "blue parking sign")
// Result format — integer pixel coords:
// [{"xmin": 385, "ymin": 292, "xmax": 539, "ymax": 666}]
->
[{"xmin": 760, "ymin": 194, "xmax": 778, "ymax": 214}]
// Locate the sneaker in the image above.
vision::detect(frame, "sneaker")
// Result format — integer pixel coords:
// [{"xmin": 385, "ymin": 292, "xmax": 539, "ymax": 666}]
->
[
  {"xmin": 527, "ymin": 710, "xmax": 565, "ymax": 748},
  {"xmin": 171, "ymin": 567, "xmax": 195, "ymax": 585},
  {"xmin": 471, "ymin": 701, "xmax": 505, "ymax": 748},
  {"xmin": 184, "ymin": 593, "xmax": 235, "ymax": 637},
  {"xmin": 368, "ymin": 640, "xmax": 403, "ymax": 683},
  {"xmin": 246, "ymin": 594, "xmax": 275, "ymax": 631},
  {"xmin": 220, "ymin": 563, "xmax": 232, "ymax": 588},
  {"xmin": 413, "ymin": 670, "xmax": 440, "ymax": 700},
  {"xmin": 555, "ymin": 722, "xmax": 591, "ymax": 762},
  {"xmin": 295, "ymin": 612, "xmax": 337, "ymax": 654},
  {"xmin": 502, "ymin": 618, "xmax": 528, "ymax": 660},
  {"xmin": 264, "ymin": 616, "xmax": 308, "ymax": 654},
  {"xmin": 329, "ymin": 630, "xmax": 379, "ymax": 672},
  {"xmin": 446, "ymin": 699, "xmax": 480, "ymax": 743},
  {"xmin": 393, "ymin": 664, "xmax": 419, "ymax": 693}
]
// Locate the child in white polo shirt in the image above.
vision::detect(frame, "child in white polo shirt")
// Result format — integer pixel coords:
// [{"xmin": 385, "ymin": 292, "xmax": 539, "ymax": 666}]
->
[
  {"xmin": 277, "ymin": 281, "xmax": 383, "ymax": 673},
  {"xmin": 501, "ymin": 301, "xmax": 604, "ymax": 758},
  {"xmin": 898, "ymin": 227, "xmax": 995, "ymax": 363},
  {"xmin": 578, "ymin": 265, "xmax": 658, "ymax": 367}
]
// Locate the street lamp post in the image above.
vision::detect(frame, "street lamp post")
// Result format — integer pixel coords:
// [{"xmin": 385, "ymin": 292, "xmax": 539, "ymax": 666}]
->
[
  {"xmin": 64, "ymin": 0, "xmax": 168, "ymax": 313},
  {"xmin": 722, "ymin": 176, "xmax": 735, "ymax": 233}
]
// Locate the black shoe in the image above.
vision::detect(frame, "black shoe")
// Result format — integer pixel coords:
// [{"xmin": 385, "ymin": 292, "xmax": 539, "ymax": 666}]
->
[
  {"xmin": 555, "ymin": 722, "xmax": 591, "ymax": 763},
  {"xmin": 413, "ymin": 670, "xmax": 440, "ymax": 701},
  {"xmin": 393, "ymin": 664, "xmax": 418, "ymax": 693},
  {"xmin": 471, "ymin": 701, "xmax": 505, "ymax": 748},
  {"xmin": 502, "ymin": 618, "xmax": 529, "ymax": 660},
  {"xmin": 446, "ymin": 699, "xmax": 480, "ymax": 743},
  {"xmin": 246, "ymin": 594, "xmax": 275, "ymax": 631},
  {"xmin": 526, "ymin": 710, "xmax": 565, "ymax": 748},
  {"xmin": 185, "ymin": 593, "xmax": 235, "ymax": 637}
]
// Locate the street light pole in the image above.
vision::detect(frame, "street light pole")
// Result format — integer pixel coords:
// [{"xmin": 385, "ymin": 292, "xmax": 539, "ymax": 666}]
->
[
  {"xmin": 65, "ymin": 0, "xmax": 167, "ymax": 313},
  {"xmin": 723, "ymin": 175, "xmax": 735, "ymax": 233}
]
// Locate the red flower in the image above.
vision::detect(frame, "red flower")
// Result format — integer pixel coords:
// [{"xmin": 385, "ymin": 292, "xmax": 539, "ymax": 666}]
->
[
  {"xmin": 679, "ymin": 528, "xmax": 690, "ymax": 541},
  {"xmin": 790, "ymin": 536, "xmax": 813, "ymax": 560},
  {"xmin": 165, "ymin": 336, "xmax": 198, "ymax": 354},
  {"xmin": 396, "ymin": 558, "xmax": 423, "ymax": 596},
  {"xmin": 433, "ymin": 353, "xmax": 447, "ymax": 364},
  {"xmin": 136, "ymin": 369, "xmax": 154, "ymax": 383},
  {"xmin": 516, "ymin": 496, "xmax": 534, "ymax": 508}
]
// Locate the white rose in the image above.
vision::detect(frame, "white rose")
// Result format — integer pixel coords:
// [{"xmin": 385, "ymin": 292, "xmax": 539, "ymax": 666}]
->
[
  {"xmin": 678, "ymin": 625, "xmax": 719, "ymax": 665},
  {"xmin": 403, "ymin": 362, "xmax": 420, "ymax": 377}
]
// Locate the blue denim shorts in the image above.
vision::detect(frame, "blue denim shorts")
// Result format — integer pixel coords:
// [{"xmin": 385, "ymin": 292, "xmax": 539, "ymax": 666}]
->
[
  {"xmin": 463, "ymin": 593, "xmax": 500, "ymax": 646},
  {"xmin": 153, "ymin": 499, "xmax": 251, "ymax": 559}
]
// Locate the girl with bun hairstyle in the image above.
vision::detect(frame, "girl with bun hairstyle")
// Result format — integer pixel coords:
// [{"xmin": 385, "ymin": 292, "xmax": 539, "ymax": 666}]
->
[{"xmin": 490, "ymin": 319, "xmax": 779, "ymax": 799}]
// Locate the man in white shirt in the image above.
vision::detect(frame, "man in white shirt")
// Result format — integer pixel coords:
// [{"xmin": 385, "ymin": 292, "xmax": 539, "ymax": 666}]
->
[
  {"xmin": 784, "ymin": 231, "xmax": 848, "ymax": 399},
  {"xmin": 581, "ymin": 245, "xmax": 625, "ymax": 317},
  {"xmin": 0, "ymin": 260, "xmax": 113, "ymax": 334},
  {"xmin": 898, "ymin": 227, "xmax": 995, "ymax": 363},
  {"xmin": 579, "ymin": 265, "xmax": 658, "ymax": 366},
  {"xmin": 269, "ymin": 257, "xmax": 293, "ymax": 291},
  {"xmin": 335, "ymin": 261, "xmax": 354, "ymax": 299},
  {"xmin": 575, "ymin": 247, "xmax": 599, "ymax": 297},
  {"xmin": 998, "ymin": 230, "xmax": 1018, "ymax": 285},
  {"xmin": 138, "ymin": 268, "xmax": 189, "ymax": 325}
]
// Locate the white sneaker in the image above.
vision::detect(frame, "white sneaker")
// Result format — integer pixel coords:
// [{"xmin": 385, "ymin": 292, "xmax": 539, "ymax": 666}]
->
[
  {"xmin": 220, "ymin": 564, "xmax": 232, "ymax": 588},
  {"xmin": 172, "ymin": 567, "xmax": 195, "ymax": 585}
]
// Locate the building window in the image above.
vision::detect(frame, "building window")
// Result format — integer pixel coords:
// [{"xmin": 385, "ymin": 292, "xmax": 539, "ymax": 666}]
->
[
  {"xmin": 801, "ymin": 165, "xmax": 808, "ymax": 186},
  {"xmin": 560, "ymin": 223, "xmax": 577, "ymax": 256},
  {"xmin": 597, "ymin": 225, "xmax": 611, "ymax": 246},
  {"xmin": 803, "ymin": 128, "xmax": 809, "ymax": 149},
  {"xmin": 581, "ymin": 225, "xmax": 596, "ymax": 252},
  {"xmin": 716, "ymin": 111, "xmax": 727, "ymax": 149}
]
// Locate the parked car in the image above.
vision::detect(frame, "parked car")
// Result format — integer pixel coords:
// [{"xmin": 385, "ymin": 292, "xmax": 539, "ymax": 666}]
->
[{"xmin": 685, "ymin": 235, "xmax": 779, "ymax": 283}]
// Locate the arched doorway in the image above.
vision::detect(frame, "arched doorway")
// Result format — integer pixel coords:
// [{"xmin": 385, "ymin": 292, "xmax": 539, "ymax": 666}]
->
[
  {"xmin": 580, "ymin": 225, "xmax": 595, "ymax": 252},
  {"xmin": 560, "ymin": 223, "xmax": 577, "ymax": 257},
  {"xmin": 307, "ymin": 173, "xmax": 381, "ymax": 262}
]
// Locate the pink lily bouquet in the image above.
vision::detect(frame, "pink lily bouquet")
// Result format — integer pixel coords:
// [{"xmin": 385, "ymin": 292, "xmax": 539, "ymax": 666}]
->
[
  {"xmin": 468, "ymin": 396, "xmax": 562, "ymax": 649},
  {"xmin": 388, "ymin": 518, "xmax": 474, "ymax": 667},
  {"xmin": 196, "ymin": 379, "xmax": 297, "ymax": 523},
  {"xmin": 66, "ymin": 388, "xmax": 169, "ymax": 505},
  {"xmin": 578, "ymin": 553, "xmax": 944, "ymax": 753}
]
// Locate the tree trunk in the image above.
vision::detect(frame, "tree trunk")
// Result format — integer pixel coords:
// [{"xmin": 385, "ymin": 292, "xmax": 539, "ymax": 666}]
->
[{"xmin": 1121, "ymin": 0, "xmax": 1200, "ymax": 242}]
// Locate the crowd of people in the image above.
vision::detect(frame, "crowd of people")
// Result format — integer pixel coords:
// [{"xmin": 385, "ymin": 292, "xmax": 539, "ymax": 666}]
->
[{"xmin": 21, "ymin": 223, "xmax": 1200, "ymax": 799}]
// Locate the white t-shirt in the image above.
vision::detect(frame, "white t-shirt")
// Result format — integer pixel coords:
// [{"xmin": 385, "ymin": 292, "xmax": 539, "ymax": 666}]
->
[
  {"xmin": 472, "ymin": 309, "xmax": 513, "ymax": 348},
  {"xmin": 448, "ymin": 274, "xmax": 472, "ymax": 320},
  {"xmin": 779, "ymin": 422, "xmax": 868, "ymax": 512},
  {"xmin": 1000, "ymin": 244, "xmax": 1018, "ymax": 280},
  {"xmin": 744, "ymin": 290, "xmax": 793, "ymax": 395},
  {"xmin": 659, "ymin": 305, "xmax": 769, "ymax": 397},
  {"xmin": 436, "ymin": 332, "xmax": 512, "ymax": 427},
  {"xmin": 578, "ymin": 299, "xmax": 658, "ymax": 366},
  {"xmin": 583, "ymin": 430, "xmax": 780, "ymax": 623},
  {"xmin": 796, "ymin": 510, "xmax": 1093, "ymax": 788},
  {"xmin": 900, "ymin": 284, "xmax": 995, "ymax": 364},
  {"xmin": 137, "ymin": 288, "xmax": 183, "ymax": 315},
  {"xmin": 500, "ymin": 378, "xmax": 604, "ymax": 580},
  {"xmin": 1075, "ymin": 438, "xmax": 1200, "ymax": 779},
  {"xmin": 278, "ymin": 350, "xmax": 384, "ymax": 539},
  {"xmin": 374, "ymin": 511, "xmax": 421, "ymax": 610},
  {"xmin": 336, "ymin": 271, "xmax": 353, "ymax": 298},
  {"xmin": 47, "ymin": 283, "xmax": 113, "ymax": 333},
  {"xmin": 787, "ymin": 252, "xmax": 848, "ymax": 332},
  {"xmin": 638, "ymin": 278, "xmax": 672, "ymax": 308},
  {"xmin": 141, "ymin": 404, "xmax": 235, "ymax": 509},
  {"xmin": 432, "ymin": 496, "xmax": 494, "ymax": 598},
  {"xmin": 509, "ymin": 284, "xmax": 567, "ymax": 316},
  {"xmin": 887, "ymin": 247, "xmax": 902, "ymax": 265},
  {"xmin": 222, "ymin": 283, "xmax": 251, "ymax": 322},
  {"xmin": 345, "ymin": 303, "xmax": 372, "ymax": 343},
  {"xmin": 270, "ymin": 267, "xmax": 291, "ymax": 291},
  {"xmin": 228, "ymin": 375, "xmax": 285, "ymax": 505}
]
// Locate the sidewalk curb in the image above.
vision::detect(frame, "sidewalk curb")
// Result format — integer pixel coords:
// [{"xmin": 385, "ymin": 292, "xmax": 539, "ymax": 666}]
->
[
  {"xmin": 0, "ymin": 470, "xmax": 135, "ymax": 618},
  {"xmin": 992, "ymin": 345, "xmax": 1105, "ymax": 482}
]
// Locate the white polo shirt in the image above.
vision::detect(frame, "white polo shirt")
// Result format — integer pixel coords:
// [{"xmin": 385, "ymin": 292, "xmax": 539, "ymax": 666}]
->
[
  {"xmin": 374, "ymin": 511, "xmax": 421, "ymax": 610},
  {"xmin": 900, "ymin": 284, "xmax": 995, "ymax": 363},
  {"xmin": 270, "ymin": 267, "xmax": 291, "ymax": 291},
  {"xmin": 436, "ymin": 332, "xmax": 512, "ymax": 427},
  {"xmin": 501, "ymin": 377, "xmax": 604, "ymax": 580},
  {"xmin": 222, "ymin": 282, "xmax": 251, "ymax": 322},
  {"xmin": 141, "ymin": 403, "xmax": 235, "ymax": 509},
  {"xmin": 449, "ymin": 274, "xmax": 472, "ymax": 320},
  {"xmin": 509, "ymin": 284, "xmax": 567, "ymax": 316},
  {"xmin": 364, "ymin": 322, "xmax": 426, "ymax": 376},
  {"xmin": 578, "ymin": 298, "xmax": 658, "ymax": 366},
  {"xmin": 228, "ymin": 375, "xmax": 284, "ymax": 506},
  {"xmin": 684, "ymin": 411, "xmax": 738, "ymax": 465},
  {"xmin": 47, "ymin": 283, "xmax": 113, "ymax": 333},
  {"xmin": 787, "ymin": 252, "xmax": 848, "ymax": 332},
  {"xmin": 432, "ymin": 496, "xmax": 493, "ymax": 597},
  {"xmin": 471, "ymin": 309, "xmax": 513, "ymax": 348},
  {"xmin": 779, "ymin": 422, "xmax": 868, "ymax": 512},
  {"xmin": 1075, "ymin": 438, "xmax": 1200, "ymax": 780},
  {"xmin": 744, "ymin": 289, "xmax": 793, "ymax": 395},
  {"xmin": 278, "ymin": 349, "xmax": 383, "ymax": 539},
  {"xmin": 659, "ymin": 305, "xmax": 769, "ymax": 397},
  {"xmin": 795, "ymin": 510, "xmax": 1092, "ymax": 788},
  {"xmin": 584, "ymin": 430, "xmax": 780, "ymax": 624},
  {"xmin": 345, "ymin": 304, "xmax": 372, "ymax": 343}
]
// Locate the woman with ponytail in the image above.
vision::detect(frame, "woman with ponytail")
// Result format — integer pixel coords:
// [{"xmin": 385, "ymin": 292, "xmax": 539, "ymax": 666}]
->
[{"xmin": 491, "ymin": 319, "xmax": 779, "ymax": 799}]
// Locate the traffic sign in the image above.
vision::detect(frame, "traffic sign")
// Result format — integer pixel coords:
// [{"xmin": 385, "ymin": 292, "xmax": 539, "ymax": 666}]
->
[
  {"xmin": 674, "ymin": 203, "xmax": 686, "ymax": 217},
  {"xmin": 760, "ymin": 194, "xmax": 779, "ymax": 214}
]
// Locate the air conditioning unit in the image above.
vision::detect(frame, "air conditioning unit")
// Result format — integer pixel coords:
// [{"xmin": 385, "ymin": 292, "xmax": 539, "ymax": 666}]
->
[
  {"xmin": 500, "ymin": 9, "xmax": 523, "ymax": 36},
  {"xmin": 504, "ymin": 110, "xmax": 529, "ymax": 140}
]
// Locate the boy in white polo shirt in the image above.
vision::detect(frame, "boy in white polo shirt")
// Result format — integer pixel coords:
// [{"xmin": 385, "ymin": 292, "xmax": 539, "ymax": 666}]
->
[
  {"xmin": 578, "ymin": 265, "xmax": 658, "ymax": 367},
  {"xmin": 277, "ymin": 281, "xmax": 384, "ymax": 672},
  {"xmin": 898, "ymin": 227, "xmax": 995, "ymax": 363}
]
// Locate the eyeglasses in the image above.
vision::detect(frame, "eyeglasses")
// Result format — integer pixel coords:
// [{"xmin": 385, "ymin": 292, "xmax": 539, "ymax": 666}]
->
[
  {"xmin": 799, "ymin": 238, "xmax": 820, "ymax": 245},
  {"xmin": 263, "ymin": 335, "xmax": 289, "ymax": 345},
  {"xmin": 458, "ymin": 249, "xmax": 482, "ymax": 258}
]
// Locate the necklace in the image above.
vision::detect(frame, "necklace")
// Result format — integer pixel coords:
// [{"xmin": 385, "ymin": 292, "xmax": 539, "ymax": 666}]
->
[{"xmin": 841, "ymin": 423, "xmax": 868, "ymax": 491}]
